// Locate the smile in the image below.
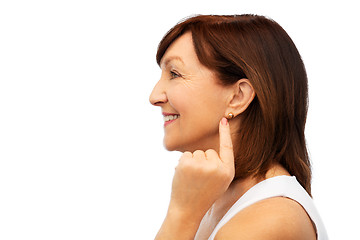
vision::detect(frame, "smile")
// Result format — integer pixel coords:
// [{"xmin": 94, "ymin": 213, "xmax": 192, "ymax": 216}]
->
[
  {"xmin": 164, "ymin": 114, "xmax": 180, "ymax": 122},
  {"xmin": 163, "ymin": 114, "xmax": 180, "ymax": 127}
]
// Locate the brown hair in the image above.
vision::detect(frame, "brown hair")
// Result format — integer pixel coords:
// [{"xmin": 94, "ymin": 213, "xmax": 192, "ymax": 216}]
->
[{"xmin": 156, "ymin": 14, "xmax": 312, "ymax": 195}]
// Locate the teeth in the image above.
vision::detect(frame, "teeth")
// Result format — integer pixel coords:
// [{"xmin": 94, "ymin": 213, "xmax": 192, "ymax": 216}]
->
[{"xmin": 164, "ymin": 115, "xmax": 179, "ymax": 122}]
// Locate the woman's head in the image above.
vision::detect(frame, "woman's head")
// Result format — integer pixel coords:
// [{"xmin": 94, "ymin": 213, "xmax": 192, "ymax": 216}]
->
[
  {"xmin": 150, "ymin": 14, "xmax": 311, "ymax": 195},
  {"xmin": 149, "ymin": 31, "xmax": 255, "ymax": 153}
]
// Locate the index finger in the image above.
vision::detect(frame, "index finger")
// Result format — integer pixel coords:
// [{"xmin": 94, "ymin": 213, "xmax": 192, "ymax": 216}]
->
[{"xmin": 219, "ymin": 117, "xmax": 234, "ymax": 165}]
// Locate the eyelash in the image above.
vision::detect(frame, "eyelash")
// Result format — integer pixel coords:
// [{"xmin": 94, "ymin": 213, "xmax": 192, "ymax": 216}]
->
[{"xmin": 170, "ymin": 70, "xmax": 181, "ymax": 79}]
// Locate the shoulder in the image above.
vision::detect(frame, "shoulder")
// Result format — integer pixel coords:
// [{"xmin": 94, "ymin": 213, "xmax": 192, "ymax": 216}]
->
[{"xmin": 214, "ymin": 197, "xmax": 317, "ymax": 240}]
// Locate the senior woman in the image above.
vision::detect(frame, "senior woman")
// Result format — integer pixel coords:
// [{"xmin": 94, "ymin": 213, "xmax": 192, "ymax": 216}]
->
[{"xmin": 149, "ymin": 14, "xmax": 328, "ymax": 240}]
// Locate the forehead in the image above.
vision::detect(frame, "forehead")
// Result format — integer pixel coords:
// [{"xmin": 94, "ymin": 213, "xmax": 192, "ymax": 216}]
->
[{"xmin": 160, "ymin": 32, "xmax": 196, "ymax": 69}]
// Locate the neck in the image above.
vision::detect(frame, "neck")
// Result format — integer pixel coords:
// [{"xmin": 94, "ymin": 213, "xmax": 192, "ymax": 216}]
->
[{"xmin": 210, "ymin": 163, "xmax": 290, "ymax": 217}]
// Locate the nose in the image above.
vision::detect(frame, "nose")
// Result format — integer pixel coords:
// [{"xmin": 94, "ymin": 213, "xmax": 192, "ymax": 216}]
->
[{"xmin": 149, "ymin": 79, "xmax": 167, "ymax": 106}]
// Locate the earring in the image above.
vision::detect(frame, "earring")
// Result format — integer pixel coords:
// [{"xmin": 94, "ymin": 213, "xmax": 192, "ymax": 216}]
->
[{"xmin": 226, "ymin": 112, "xmax": 235, "ymax": 120}]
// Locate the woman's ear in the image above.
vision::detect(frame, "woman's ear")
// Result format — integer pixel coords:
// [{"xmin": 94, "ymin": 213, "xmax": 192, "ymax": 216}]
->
[{"xmin": 227, "ymin": 79, "xmax": 255, "ymax": 116}]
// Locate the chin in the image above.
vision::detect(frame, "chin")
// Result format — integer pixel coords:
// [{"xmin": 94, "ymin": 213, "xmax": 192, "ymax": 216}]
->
[
  {"xmin": 163, "ymin": 140, "xmax": 207, "ymax": 153},
  {"xmin": 164, "ymin": 142, "xmax": 182, "ymax": 152},
  {"xmin": 163, "ymin": 138, "xmax": 189, "ymax": 152},
  {"xmin": 163, "ymin": 134, "xmax": 216, "ymax": 153},
  {"xmin": 164, "ymin": 144, "xmax": 177, "ymax": 152}
]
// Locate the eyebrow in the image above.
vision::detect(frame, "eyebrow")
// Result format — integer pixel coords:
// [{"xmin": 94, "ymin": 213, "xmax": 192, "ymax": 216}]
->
[{"xmin": 160, "ymin": 56, "xmax": 184, "ymax": 68}]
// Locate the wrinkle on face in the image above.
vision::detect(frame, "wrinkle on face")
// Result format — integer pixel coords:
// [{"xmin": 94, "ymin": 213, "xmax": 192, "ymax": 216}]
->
[{"xmin": 153, "ymin": 31, "xmax": 234, "ymax": 152}]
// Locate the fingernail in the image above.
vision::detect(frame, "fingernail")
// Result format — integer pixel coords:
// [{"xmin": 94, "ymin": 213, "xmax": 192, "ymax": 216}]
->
[{"xmin": 221, "ymin": 117, "xmax": 228, "ymax": 126}]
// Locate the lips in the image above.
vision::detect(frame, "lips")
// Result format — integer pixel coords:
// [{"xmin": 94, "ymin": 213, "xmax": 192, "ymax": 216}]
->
[
  {"xmin": 163, "ymin": 112, "xmax": 180, "ymax": 126},
  {"xmin": 164, "ymin": 114, "xmax": 180, "ymax": 122}
]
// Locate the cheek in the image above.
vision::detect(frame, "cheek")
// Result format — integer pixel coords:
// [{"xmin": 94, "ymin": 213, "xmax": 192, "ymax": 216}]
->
[
  {"xmin": 169, "ymin": 84, "xmax": 227, "ymax": 124},
  {"xmin": 177, "ymin": 91, "xmax": 224, "ymax": 134},
  {"xmin": 164, "ymin": 83, "xmax": 228, "ymax": 151}
]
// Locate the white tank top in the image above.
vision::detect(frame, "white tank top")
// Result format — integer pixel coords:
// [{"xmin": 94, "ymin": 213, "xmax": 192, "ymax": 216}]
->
[{"xmin": 208, "ymin": 175, "xmax": 328, "ymax": 240}]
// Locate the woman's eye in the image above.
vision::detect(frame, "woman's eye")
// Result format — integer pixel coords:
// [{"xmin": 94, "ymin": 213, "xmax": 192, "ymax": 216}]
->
[{"xmin": 170, "ymin": 70, "xmax": 181, "ymax": 79}]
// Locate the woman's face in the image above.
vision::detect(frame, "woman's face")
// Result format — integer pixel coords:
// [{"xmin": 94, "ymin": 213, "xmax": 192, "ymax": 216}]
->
[{"xmin": 150, "ymin": 32, "xmax": 233, "ymax": 152}]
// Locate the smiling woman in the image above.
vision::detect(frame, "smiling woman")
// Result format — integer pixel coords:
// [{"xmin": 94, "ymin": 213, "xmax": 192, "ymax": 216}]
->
[
  {"xmin": 150, "ymin": 31, "xmax": 239, "ymax": 152},
  {"xmin": 149, "ymin": 14, "xmax": 328, "ymax": 240}
]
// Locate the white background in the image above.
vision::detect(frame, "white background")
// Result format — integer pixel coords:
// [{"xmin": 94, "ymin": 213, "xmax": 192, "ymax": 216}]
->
[{"xmin": 0, "ymin": 0, "xmax": 359, "ymax": 239}]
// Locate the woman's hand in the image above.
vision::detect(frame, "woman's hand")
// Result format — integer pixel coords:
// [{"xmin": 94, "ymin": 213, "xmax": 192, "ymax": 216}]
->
[
  {"xmin": 155, "ymin": 118, "xmax": 235, "ymax": 239},
  {"xmin": 170, "ymin": 117, "xmax": 235, "ymax": 217}
]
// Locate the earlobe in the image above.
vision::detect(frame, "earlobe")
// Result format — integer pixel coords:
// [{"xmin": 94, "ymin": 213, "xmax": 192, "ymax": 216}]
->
[
  {"xmin": 226, "ymin": 112, "xmax": 235, "ymax": 120},
  {"xmin": 227, "ymin": 79, "xmax": 255, "ymax": 115}
]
